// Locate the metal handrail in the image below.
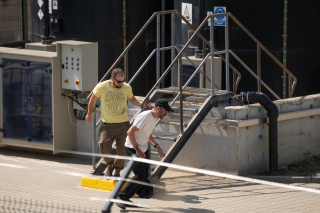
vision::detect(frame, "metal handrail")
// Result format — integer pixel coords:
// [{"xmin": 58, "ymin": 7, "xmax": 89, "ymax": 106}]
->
[
  {"xmin": 89, "ymin": 10, "xmax": 297, "ymax": 168},
  {"xmin": 228, "ymin": 13, "xmax": 297, "ymax": 98}
]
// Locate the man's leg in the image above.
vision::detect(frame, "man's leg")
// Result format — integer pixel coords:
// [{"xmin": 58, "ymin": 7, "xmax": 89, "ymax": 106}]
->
[
  {"xmin": 98, "ymin": 123, "xmax": 116, "ymax": 175},
  {"xmin": 114, "ymin": 122, "xmax": 128, "ymax": 176},
  {"xmin": 118, "ymin": 148, "xmax": 149, "ymax": 200}
]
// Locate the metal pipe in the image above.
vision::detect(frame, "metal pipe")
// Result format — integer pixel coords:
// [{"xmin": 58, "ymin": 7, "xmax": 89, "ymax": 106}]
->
[
  {"xmin": 41, "ymin": 0, "xmax": 52, "ymax": 44},
  {"xmin": 234, "ymin": 92, "xmax": 279, "ymax": 174}
]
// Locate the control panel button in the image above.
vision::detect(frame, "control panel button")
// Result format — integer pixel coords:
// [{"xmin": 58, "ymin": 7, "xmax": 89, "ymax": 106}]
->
[{"xmin": 75, "ymin": 80, "xmax": 80, "ymax": 85}]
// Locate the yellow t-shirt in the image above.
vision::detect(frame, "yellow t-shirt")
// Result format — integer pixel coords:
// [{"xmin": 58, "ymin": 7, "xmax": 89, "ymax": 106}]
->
[{"xmin": 93, "ymin": 80, "xmax": 133, "ymax": 123}]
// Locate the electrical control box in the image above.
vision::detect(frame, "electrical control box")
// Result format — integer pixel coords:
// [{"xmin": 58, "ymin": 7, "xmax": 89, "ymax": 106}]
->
[{"xmin": 56, "ymin": 40, "xmax": 98, "ymax": 91}]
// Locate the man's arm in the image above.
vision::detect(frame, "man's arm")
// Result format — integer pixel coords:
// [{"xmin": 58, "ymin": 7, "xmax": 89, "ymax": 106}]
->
[
  {"xmin": 85, "ymin": 94, "xmax": 99, "ymax": 123},
  {"xmin": 127, "ymin": 96, "xmax": 142, "ymax": 108},
  {"xmin": 127, "ymin": 125, "xmax": 146, "ymax": 158},
  {"xmin": 148, "ymin": 135, "xmax": 164, "ymax": 158}
]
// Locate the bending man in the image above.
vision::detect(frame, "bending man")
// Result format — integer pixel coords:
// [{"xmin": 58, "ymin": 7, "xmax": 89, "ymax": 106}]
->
[{"xmin": 116, "ymin": 99, "xmax": 172, "ymax": 210}]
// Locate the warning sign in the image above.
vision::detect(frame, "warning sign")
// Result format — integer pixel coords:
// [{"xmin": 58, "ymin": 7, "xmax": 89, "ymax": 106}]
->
[
  {"xmin": 38, "ymin": 9, "xmax": 44, "ymax": 20},
  {"xmin": 181, "ymin": 3, "xmax": 192, "ymax": 24},
  {"xmin": 214, "ymin": 7, "xmax": 226, "ymax": 26}
]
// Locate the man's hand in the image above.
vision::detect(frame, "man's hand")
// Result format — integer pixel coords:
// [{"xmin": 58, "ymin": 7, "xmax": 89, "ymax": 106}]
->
[
  {"xmin": 156, "ymin": 146, "xmax": 164, "ymax": 158},
  {"xmin": 135, "ymin": 148, "xmax": 146, "ymax": 158},
  {"xmin": 85, "ymin": 114, "xmax": 92, "ymax": 123}
]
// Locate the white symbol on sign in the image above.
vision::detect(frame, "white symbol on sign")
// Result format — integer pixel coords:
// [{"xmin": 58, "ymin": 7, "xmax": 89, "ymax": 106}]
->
[
  {"xmin": 53, "ymin": 0, "xmax": 58, "ymax": 10},
  {"xmin": 38, "ymin": 9, "xmax": 44, "ymax": 20},
  {"xmin": 183, "ymin": 6, "xmax": 191, "ymax": 21},
  {"xmin": 181, "ymin": 3, "xmax": 192, "ymax": 24},
  {"xmin": 37, "ymin": 0, "xmax": 43, "ymax": 8}
]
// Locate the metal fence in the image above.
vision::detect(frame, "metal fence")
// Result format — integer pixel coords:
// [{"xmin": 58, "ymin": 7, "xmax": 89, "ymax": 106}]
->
[
  {"xmin": 0, "ymin": 0, "xmax": 29, "ymax": 45},
  {"xmin": 0, "ymin": 196, "xmax": 98, "ymax": 213}
]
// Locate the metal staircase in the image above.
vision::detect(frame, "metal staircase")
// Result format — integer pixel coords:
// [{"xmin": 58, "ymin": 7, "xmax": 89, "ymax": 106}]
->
[
  {"xmin": 148, "ymin": 88, "xmax": 237, "ymax": 180},
  {"xmin": 88, "ymin": 10, "xmax": 297, "ymax": 179}
]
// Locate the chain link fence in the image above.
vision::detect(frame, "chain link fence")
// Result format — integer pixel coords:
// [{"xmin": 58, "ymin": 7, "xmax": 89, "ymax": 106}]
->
[{"xmin": 0, "ymin": 0, "xmax": 30, "ymax": 46}]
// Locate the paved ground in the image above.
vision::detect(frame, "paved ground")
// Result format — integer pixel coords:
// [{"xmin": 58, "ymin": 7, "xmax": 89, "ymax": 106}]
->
[{"xmin": 1, "ymin": 147, "xmax": 320, "ymax": 213}]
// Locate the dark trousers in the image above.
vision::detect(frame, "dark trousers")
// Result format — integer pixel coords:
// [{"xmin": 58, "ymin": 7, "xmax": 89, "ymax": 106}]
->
[{"xmin": 119, "ymin": 147, "xmax": 149, "ymax": 199}]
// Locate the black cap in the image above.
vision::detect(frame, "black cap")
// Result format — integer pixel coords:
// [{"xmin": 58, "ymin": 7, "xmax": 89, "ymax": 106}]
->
[{"xmin": 155, "ymin": 99, "xmax": 173, "ymax": 112}]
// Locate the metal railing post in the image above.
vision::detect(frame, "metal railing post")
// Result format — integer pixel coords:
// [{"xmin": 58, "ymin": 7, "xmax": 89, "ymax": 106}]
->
[
  {"xmin": 257, "ymin": 44, "xmax": 262, "ymax": 92},
  {"xmin": 210, "ymin": 15, "xmax": 215, "ymax": 95},
  {"xmin": 157, "ymin": 14, "xmax": 161, "ymax": 87},
  {"xmin": 92, "ymin": 107, "xmax": 97, "ymax": 170},
  {"xmin": 102, "ymin": 158, "xmax": 135, "ymax": 213},
  {"xmin": 178, "ymin": 57, "xmax": 183, "ymax": 134},
  {"xmin": 171, "ymin": 13, "xmax": 177, "ymax": 87},
  {"xmin": 225, "ymin": 15, "xmax": 230, "ymax": 92}
]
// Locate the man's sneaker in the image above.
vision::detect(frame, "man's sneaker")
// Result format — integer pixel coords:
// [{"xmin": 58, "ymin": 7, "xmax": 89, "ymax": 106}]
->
[
  {"xmin": 105, "ymin": 166, "xmax": 114, "ymax": 177},
  {"xmin": 114, "ymin": 170, "xmax": 120, "ymax": 177}
]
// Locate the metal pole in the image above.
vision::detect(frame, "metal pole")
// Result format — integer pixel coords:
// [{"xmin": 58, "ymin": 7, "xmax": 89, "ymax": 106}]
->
[
  {"xmin": 41, "ymin": 0, "xmax": 52, "ymax": 44},
  {"xmin": 178, "ymin": 57, "xmax": 183, "ymax": 134},
  {"xmin": 161, "ymin": 1, "xmax": 166, "ymax": 88},
  {"xmin": 210, "ymin": 15, "xmax": 215, "ymax": 95},
  {"xmin": 92, "ymin": 107, "xmax": 97, "ymax": 170},
  {"xmin": 257, "ymin": 44, "xmax": 261, "ymax": 92},
  {"xmin": 156, "ymin": 14, "xmax": 160, "ymax": 87},
  {"xmin": 171, "ymin": 13, "xmax": 177, "ymax": 86},
  {"xmin": 102, "ymin": 158, "xmax": 135, "ymax": 213},
  {"xmin": 225, "ymin": 15, "xmax": 229, "ymax": 92}
]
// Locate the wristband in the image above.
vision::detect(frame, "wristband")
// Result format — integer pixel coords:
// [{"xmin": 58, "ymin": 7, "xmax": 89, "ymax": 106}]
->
[{"xmin": 154, "ymin": 143, "xmax": 159, "ymax": 149}]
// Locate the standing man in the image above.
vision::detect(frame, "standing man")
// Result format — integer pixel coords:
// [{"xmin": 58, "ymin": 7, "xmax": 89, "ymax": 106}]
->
[
  {"xmin": 116, "ymin": 99, "xmax": 172, "ymax": 210},
  {"xmin": 86, "ymin": 68, "xmax": 142, "ymax": 177}
]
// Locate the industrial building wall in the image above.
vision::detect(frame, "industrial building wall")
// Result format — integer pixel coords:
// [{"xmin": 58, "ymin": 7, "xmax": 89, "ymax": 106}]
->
[
  {"xmin": 28, "ymin": 0, "xmax": 172, "ymax": 96},
  {"xmin": 173, "ymin": 0, "xmax": 320, "ymax": 98}
]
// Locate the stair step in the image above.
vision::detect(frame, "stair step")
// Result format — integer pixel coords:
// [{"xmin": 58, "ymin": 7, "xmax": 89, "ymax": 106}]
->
[
  {"xmin": 160, "ymin": 120, "xmax": 189, "ymax": 128},
  {"xmin": 152, "ymin": 132, "xmax": 177, "ymax": 142},
  {"xmin": 155, "ymin": 88, "xmax": 210, "ymax": 98}
]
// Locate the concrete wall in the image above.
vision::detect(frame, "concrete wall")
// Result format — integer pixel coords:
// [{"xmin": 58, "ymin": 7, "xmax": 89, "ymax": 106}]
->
[
  {"xmin": 76, "ymin": 94, "xmax": 320, "ymax": 175},
  {"xmin": 166, "ymin": 94, "xmax": 320, "ymax": 175}
]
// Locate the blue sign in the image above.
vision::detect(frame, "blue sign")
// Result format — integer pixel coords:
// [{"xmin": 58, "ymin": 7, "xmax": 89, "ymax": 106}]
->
[{"xmin": 214, "ymin": 7, "xmax": 226, "ymax": 26}]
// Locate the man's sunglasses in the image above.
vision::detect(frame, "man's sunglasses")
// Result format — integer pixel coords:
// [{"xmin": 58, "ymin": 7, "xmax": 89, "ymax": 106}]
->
[{"xmin": 114, "ymin": 78, "xmax": 125, "ymax": 83}]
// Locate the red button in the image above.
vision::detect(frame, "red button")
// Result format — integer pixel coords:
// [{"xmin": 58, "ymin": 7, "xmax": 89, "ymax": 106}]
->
[{"xmin": 75, "ymin": 80, "xmax": 80, "ymax": 85}]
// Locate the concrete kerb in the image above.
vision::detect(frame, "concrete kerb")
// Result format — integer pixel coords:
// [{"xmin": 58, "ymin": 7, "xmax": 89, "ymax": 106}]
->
[{"xmin": 249, "ymin": 176, "xmax": 320, "ymax": 183}]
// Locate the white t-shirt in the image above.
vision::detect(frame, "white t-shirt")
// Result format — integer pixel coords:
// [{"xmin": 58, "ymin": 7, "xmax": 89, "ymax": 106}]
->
[{"xmin": 125, "ymin": 110, "xmax": 157, "ymax": 152}]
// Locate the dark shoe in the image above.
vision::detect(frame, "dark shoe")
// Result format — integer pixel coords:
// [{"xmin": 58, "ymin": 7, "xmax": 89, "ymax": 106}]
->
[
  {"xmin": 116, "ymin": 196, "xmax": 136, "ymax": 210},
  {"xmin": 105, "ymin": 166, "xmax": 114, "ymax": 177},
  {"xmin": 116, "ymin": 201, "xmax": 126, "ymax": 210},
  {"xmin": 114, "ymin": 170, "xmax": 120, "ymax": 177}
]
